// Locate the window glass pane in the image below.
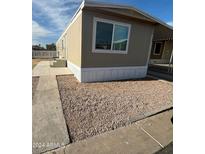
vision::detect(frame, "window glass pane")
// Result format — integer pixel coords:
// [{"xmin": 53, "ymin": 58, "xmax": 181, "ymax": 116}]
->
[
  {"xmin": 95, "ymin": 21, "xmax": 113, "ymax": 50},
  {"xmin": 154, "ymin": 43, "xmax": 162, "ymax": 54},
  {"xmin": 113, "ymin": 24, "xmax": 129, "ymax": 51}
]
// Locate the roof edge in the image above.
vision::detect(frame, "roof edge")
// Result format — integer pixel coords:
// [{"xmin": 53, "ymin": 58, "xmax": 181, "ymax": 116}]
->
[
  {"xmin": 57, "ymin": 0, "xmax": 173, "ymax": 44},
  {"xmin": 84, "ymin": 1, "xmax": 173, "ymax": 30}
]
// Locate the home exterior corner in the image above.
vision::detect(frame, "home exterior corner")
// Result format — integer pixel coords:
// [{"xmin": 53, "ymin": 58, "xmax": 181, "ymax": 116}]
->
[{"xmin": 56, "ymin": 1, "xmax": 173, "ymax": 82}]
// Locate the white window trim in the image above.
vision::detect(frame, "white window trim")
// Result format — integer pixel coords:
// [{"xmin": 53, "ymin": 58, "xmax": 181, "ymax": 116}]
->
[
  {"xmin": 153, "ymin": 42, "xmax": 163, "ymax": 55},
  {"xmin": 92, "ymin": 17, "xmax": 131, "ymax": 54}
]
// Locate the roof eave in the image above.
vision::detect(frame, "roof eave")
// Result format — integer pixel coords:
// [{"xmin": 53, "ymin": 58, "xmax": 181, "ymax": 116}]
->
[
  {"xmin": 56, "ymin": 1, "xmax": 173, "ymax": 44},
  {"xmin": 84, "ymin": 1, "xmax": 173, "ymax": 30}
]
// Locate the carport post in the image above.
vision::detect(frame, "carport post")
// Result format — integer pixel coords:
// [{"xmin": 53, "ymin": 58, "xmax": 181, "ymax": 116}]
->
[{"xmin": 168, "ymin": 50, "xmax": 173, "ymax": 73}]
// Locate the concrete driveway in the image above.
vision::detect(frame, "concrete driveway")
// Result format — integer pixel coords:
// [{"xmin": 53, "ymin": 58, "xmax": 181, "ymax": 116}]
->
[{"xmin": 32, "ymin": 61, "xmax": 72, "ymax": 154}]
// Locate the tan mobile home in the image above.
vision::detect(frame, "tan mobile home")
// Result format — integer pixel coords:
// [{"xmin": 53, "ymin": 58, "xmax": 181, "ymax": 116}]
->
[{"xmin": 56, "ymin": 1, "xmax": 173, "ymax": 82}]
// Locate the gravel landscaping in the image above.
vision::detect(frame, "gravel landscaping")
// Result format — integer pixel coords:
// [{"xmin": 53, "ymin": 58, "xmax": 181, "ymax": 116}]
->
[
  {"xmin": 32, "ymin": 77, "xmax": 39, "ymax": 100},
  {"xmin": 57, "ymin": 75, "xmax": 173, "ymax": 142}
]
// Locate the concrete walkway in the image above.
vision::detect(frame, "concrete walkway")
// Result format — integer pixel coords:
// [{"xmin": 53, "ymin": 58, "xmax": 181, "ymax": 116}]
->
[
  {"xmin": 32, "ymin": 61, "xmax": 72, "ymax": 154},
  {"xmin": 32, "ymin": 61, "xmax": 72, "ymax": 77},
  {"xmin": 44, "ymin": 109, "xmax": 173, "ymax": 154}
]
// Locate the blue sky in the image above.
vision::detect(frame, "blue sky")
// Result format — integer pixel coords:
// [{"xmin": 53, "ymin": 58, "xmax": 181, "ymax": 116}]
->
[{"xmin": 32, "ymin": 0, "xmax": 173, "ymax": 46}]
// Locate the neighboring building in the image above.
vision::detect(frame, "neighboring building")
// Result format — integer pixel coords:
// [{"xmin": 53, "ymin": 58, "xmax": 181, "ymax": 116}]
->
[
  {"xmin": 149, "ymin": 24, "xmax": 173, "ymax": 64},
  {"xmin": 56, "ymin": 1, "xmax": 173, "ymax": 82}
]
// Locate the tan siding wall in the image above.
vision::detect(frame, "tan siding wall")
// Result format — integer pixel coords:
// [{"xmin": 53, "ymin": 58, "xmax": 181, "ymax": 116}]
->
[
  {"xmin": 66, "ymin": 13, "xmax": 82, "ymax": 67},
  {"xmin": 56, "ymin": 41, "xmax": 62, "ymax": 58},
  {"xmin": 153, "ymin": 24, "xmax": 173, "ymax": 41},
  {"xmin": 56, "ymin": 12, "xmax": 82, "ymax": 67},
  {"xmin": 162, "ymin": 40, "xmax": 173, "ymax": 60},
  {"xmin": 56, "ymin": 37, "xmax": 66, "ymax": 59},
  {"xmin": 81, "ymin": 9, "xmax": 154, "ymax": 68}
]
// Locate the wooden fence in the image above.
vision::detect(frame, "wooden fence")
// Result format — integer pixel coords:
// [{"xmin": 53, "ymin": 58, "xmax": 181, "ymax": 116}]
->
[{"xmin": 32, "ymin": 50, "xmax": 58, "ymax": 58}]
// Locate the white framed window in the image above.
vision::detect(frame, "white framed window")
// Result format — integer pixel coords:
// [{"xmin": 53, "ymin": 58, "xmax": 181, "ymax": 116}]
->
[
  {"xmin": 92, "ymin": 17, "xmax": 131, "ymax": 54},
  {"xmin": 153, "ymin": 42, "xmax": 163, "ymax": 55}
]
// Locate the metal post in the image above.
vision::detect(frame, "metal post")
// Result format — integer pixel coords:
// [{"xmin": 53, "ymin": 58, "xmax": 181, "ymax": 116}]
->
[{"xmin": 168, "ymin": 50, "xmax": 173, "ymax": 73}]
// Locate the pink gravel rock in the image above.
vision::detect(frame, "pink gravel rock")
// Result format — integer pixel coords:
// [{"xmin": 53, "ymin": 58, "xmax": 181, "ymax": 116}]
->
[{"xmin": 57, "ymin": 75, "xmax": 173, "ymax": 142}]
